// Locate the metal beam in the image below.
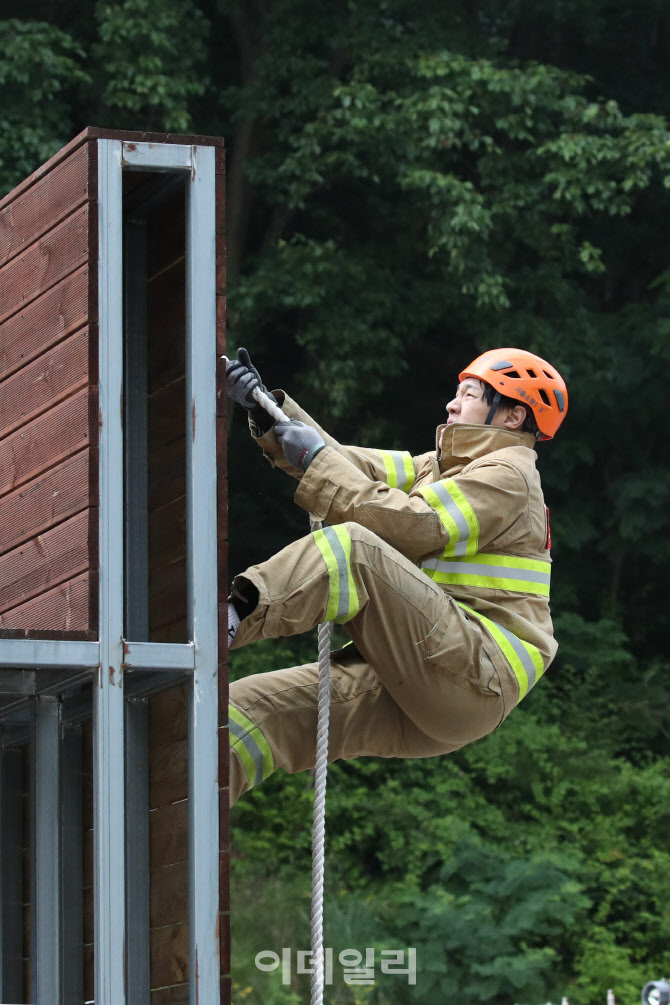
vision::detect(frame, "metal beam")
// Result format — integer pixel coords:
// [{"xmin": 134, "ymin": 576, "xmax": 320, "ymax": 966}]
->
[
  {"xmin": 0, "ymin": 744, "xmax": 23, "ymax": 1003},
  {"xmin": 124, "ymin": 642, "xmax": 195, "ymax": 671},
  {"xmin": 122, "ymin": 141, "xmax": 193, "ymax": 172},
  {"xmin": 31, "ymin": 697, "xmax": 62, "ymax": 1003},
  {"xmin": 0, "ymin": 639, "xmax": 99, "ymax": 669},
  {"xmin": 0, "ymin": 670, "xmax": 36, "ymax": 694},
  {"xmin": 0, "ymin": 641, "xmax": 195, "ymax": 686},
  {"xmin": 61, "ymin": 725, "xmax": 83, "ymax": 1005},
  {"xmin": 185, "ymin": 142, "xmax": 220, "ymax": 1003},
  {"xmin": 95, "ymin": 137, "xmax": 127, "ymax": 1005},
  {"xmin": 0, "ymin": 668, "xmax": 96, "ymax": 700},
  {"xmin": 125, "ymin": 699, "xmax": 150, "ymax": 1005}
]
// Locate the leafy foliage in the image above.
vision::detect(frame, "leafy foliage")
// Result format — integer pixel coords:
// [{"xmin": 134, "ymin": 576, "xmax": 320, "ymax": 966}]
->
[
  {"xmin": 0, "ymin": 19, "xmax": 89, "ymax": 191},
  {"xmin": 93, "ymin": 0, "xmax": 208, "ymax": 131},
  {"xmin": 4, "ymin": 2, "xmax": 670, "ymax": 1001}
]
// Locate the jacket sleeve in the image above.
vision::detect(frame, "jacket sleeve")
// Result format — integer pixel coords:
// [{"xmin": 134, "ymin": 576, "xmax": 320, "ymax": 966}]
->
[
  {"xmin": 294, "ymin": 445, "xmax": 531, "ymax": 564},
  {"xmin": 251, "ymin": 390, "xmax": 418, "ymax": 493}
]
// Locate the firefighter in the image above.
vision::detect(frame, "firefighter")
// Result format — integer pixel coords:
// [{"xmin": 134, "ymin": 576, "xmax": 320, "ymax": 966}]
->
[{"xmin": 225, "ymin": 348, "xmax": 568, "ymax": 804}]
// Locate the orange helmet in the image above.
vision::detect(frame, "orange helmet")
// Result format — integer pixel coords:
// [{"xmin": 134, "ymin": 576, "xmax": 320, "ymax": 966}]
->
[{"xmin": 459, "ymin": 347, "xmax": 568, "ymax": 440}]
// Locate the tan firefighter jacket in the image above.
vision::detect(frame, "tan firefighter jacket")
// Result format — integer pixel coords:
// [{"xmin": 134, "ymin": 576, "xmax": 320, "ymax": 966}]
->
[{"xmin": 251, "ymin": 391, "xmax": 557, "ymax": 698}]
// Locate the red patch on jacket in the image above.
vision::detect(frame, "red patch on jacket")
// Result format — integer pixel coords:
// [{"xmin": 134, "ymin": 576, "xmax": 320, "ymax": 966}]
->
[{"xmin": 545, "ymin": 506, "xmax": 552, "ymax": 550}]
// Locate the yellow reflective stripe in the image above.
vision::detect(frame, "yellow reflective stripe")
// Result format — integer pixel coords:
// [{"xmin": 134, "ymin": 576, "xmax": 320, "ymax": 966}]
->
[
  {"xmin": 421, "ymin": 553, "xmax": 551, "ymax": 596},
  {"xmin": 377, "ymin": 449, "xmax": 416, "ymax": 493},
  {"xmin": 401, "ymin": 453, "xmax": 416, "ymax": 493},
  {"xmin": 380, "ymin": 450, "xmax": 397, "ymax": 487},
  {"xmin": 332, "ymin": 524, "xmax": 360, "ymax": 623},
  {"xmin": 457, "ymin": 602, "xmax": 545, "ymax": 702},
  {"xmin": 230, "ymin": 729, "xmax": 256, "ymax": 787},
  {"xmin": 312, "ymin": 525, "xmax": 361, "ymax": 624},
  {"xmin": 417, "ymin": 479, "xmax": 479, "ymax": 557},
  {"xmin": 470, "ymin": 553, "xmax": 551, "ymax": 574},
  {"xmin": 228, "ymin": 705, "xmax": 274, "ymax": 786},
  {"xmin": 417, "ymin": 484, "xmax": 461, "ymax": 547},
  {"xmin": 443, "ymin": 480, "xmax": 479, "ymax": 554},
  {"xmin": 431, "ymin": 572, "xmax": 549, "ymax": 596},
  {"xmin": 313, "ymin": 529, "xmax": 340, "ymax": 622}
]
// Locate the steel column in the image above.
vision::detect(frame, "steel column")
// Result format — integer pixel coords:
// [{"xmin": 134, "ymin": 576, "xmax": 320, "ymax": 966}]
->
[
  {"xmin": 31, "ymin": 697, "xmax": 62, "ymax": 1003},
  {"xmin": 61, "ymin": 725, "xmax": 83, "ymax": 1005},
  {"xmin": 96, "ymin": 137, "xmax": 127, "ymax": 1005},
  {"xmin": 185, "ymin": 143, "xmax": 220, "ymax": 1003},
  {"xmin": 0, "ymin": 743, "xmax": 23, "ymax": 1002},
  {"xmin": 125, "ymin": 699, "xmax": 150, "ymax": 1005},
  {"xmin": 123, "ymin": 218, "xmax": 151, "ymax": 1002}
]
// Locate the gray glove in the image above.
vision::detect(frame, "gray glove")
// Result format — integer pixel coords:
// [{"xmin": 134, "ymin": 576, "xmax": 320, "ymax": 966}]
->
[
  {"xmin": 226, "ymin": 351, "xmax": 261, "ymax": 409},
  {"xmin": 275, "ymin": 420, "xmax": 325, "ymax": 471},
  {"xmin": 226, "ymin": 360, "xmax": 257, "ymax": 405},
  {"xmin": 226, "ymin": 348, "xmax": 276, "ymax": 433}
]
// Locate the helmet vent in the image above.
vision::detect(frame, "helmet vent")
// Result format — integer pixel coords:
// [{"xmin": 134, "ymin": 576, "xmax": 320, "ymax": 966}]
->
[
  {"xmin": 526, "ymin": 368, "xmax": 537, "ymax": 379},
  {"xmin": 543, "ymin": 369, "xmax": 555, "ymax": 380},
  {"xmin": 504, "ymin": 369, "xmax": 521, "ymax": 379},
  {"xmin": 539, "ymin": 389, "xmax": 551, "ymax": 406}
]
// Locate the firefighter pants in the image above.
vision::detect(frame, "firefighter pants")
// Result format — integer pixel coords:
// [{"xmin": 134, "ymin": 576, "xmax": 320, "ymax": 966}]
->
[{"xmin": 228, "ymin": 522, "xmax": 519, "ymax": 804}]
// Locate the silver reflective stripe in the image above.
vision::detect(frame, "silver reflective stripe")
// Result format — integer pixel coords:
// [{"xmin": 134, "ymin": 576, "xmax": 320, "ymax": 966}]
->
[
  {"xmin": 493, "ymin": 620, "xmax": 538, "ymax": 690},
  {"xmin": 389, "ymin": 451, "xmax": 411, "ymax": 491},
  {"xmin": 391, "ymin": 452, "xmax": 406, "ymax": 489},
  {"xmin": 429, "ymin": 482, "xmax": 471, "ymax": 556},
  {"xmin": 430, "ymin": 559, "xmax": 551, "ymax": 586},
  {"xmin": 228, "ymin": 717, "xmax": 264, "ymax": 786},
  {"xmin": 322, "ymin": 525, "xmax": 350, "ymax": 619}
]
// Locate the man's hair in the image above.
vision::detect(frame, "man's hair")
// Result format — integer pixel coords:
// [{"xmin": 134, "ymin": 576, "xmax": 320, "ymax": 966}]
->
[{"xmin": 480, "ymin": 382, "xmax": 539, "ymax": 438}]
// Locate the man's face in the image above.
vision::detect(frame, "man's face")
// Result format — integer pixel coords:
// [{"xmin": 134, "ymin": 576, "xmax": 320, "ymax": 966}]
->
[{"xmin": 445, "ymin": 378, "xmax": 492, "ymax": 426}]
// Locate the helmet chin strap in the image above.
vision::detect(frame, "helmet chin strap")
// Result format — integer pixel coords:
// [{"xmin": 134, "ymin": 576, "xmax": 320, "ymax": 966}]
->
[{"xmin": 484, "ymin": 391, "xmax": 501, "ymax": 426}]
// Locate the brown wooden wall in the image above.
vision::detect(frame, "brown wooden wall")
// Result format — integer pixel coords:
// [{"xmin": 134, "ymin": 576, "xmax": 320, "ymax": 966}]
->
[
  {"xmin": 146, "ymin": 184, "xmax": 188, "ymax": 644},
  {"xmin": 0, "ymin": 140, "xmax": 98, "ymax": 637}
]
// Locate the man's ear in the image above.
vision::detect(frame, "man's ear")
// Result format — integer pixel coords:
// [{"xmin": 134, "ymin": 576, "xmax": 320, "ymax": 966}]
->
[{"xmin": 503, "ymin": 404, "xmax": 527, "ymax": 431}]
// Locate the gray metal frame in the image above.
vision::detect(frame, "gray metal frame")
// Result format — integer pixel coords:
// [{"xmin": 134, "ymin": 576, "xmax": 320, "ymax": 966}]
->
[
  {"xmin": 0, "ymin": 138, "xmax": 221, "ymax": 1004},
  {"xmin": 0, "ymin": 744, "xmax": 23, "ymax": 1002},
  {"xmin": 31, "ymin": 697, "xmax": 62, "ymax": 1000}
]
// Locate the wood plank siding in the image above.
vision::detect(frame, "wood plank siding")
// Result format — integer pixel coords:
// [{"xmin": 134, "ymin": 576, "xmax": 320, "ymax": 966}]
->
[
  {"xmin": 147, "ymin": 186, "xmax": 188, "ymax": 642},
  {"xmin": 0, "ymin": 135, "xmax": 97, "ymax": 637}
]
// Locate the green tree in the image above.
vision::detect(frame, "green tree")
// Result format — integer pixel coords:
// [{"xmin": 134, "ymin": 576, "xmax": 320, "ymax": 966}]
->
[
  {"xmin": 0, "ymin": 19, "xmax": 89, "ymax": 191},
  {"xmin": 4, "ymin": 3, "xmax": 670, "ymax": 1001}
]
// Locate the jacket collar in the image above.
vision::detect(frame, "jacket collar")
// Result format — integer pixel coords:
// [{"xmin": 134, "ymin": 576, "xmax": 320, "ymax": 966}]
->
[{"xmin": 436, "ymin": 423, "xmax": 536, "ymax": 476}]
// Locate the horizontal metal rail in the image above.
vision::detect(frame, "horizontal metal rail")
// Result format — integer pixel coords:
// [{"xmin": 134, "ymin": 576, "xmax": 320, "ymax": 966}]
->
[
  {"xmin": 121, "ymin": 140, "xmax": 193, "ymax": 172},
  {"xmin": 0, "ymin": 640, "xmax": 99, "ymax": 670},
  {"xmin": 0, "ymin": 640, "xmax": 194, "ymax": 679},
  {"xmin": 123, "ymin": 642, "xmax": 195, "ymax": 671}
]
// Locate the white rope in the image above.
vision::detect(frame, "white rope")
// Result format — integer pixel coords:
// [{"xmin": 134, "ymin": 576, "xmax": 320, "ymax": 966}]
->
[
  {"xmin": 249, "ymin": 383, "xmax": 290, "ymax": 427},
  {"xmin": 309, "ymin": 617, "xmax": 332, "ymax": 1005},
  {"xmin": 227, "ymin": 367, "xmax": 332, "ymax": 1005}
]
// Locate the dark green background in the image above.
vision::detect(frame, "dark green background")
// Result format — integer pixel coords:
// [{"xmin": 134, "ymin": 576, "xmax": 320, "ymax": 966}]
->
[{"xmin": 3, "ymin": 3, "xmax": 669, "ymax": 1000}]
